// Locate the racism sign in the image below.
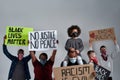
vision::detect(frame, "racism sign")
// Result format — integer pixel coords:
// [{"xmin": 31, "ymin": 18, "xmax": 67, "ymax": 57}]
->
[
  {"xmin": 29, "ymin": 30, "xmax": 57, "ymax": 51},
  {"xmin": 89, "ymin": 27, "xmax": 115, "ymax": 42},
  {"xmin": 94, "ymin": 65, "xmax": 111, "ymax": 80},
  {"xmin": 5, "ymin": 26, "xmax": 33, "ymax": 46},
  {"xmin": 53, "ymin": 64, "xmax": 95, "ymax": 80}
]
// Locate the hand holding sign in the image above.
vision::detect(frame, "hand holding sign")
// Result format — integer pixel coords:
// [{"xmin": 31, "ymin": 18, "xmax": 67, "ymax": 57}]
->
[
  {"xmin": 3, "ymin": 35, "xmax": 7, "ymax": 44},
  {"xmin": 89, "ymin": 38, "xmax": 93, "ymax": 48},
  {"xmin": 92, "ymin": 71, "xmax": 96, "ymax": 77},
  {"xmin": 113, "ymin": 37, "xmax": 117, "ymax": 45},
  {"xmin": 56, "ymin": 40, "xmax": 59, "ymax": 44}
]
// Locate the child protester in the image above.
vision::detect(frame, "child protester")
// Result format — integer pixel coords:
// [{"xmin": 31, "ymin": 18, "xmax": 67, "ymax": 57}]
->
[{"xmin": 63, "ymin": 25, "xmax": 84, "ymax": 66}]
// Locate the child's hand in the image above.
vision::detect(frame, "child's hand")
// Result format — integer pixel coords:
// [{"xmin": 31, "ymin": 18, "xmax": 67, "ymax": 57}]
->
[
  {"xmin": 92, "ymin": 71, "xmax": 96, "ymax": 77},
  {"xmin": 113, "ymin": 37, "xmax": 117, "ymax": 45},
  {"xmin": 76, "ymin": 50, "xmax": 80, "ymax": 55},
  {"xmin": 69, "ymin": 48, "xmax": 75, "ymax": 51},
  {"xmin": 3, "ymin": 35, "xmax": 7, "ymax": 44}
]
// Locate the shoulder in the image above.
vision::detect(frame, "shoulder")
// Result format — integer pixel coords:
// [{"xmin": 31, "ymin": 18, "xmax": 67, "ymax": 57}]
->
[
  {"xmin": 77, "ymin": 38, "xmax": 82, "ymax": 41},
  {"xmin": 33, "ymin": 59, "xmax": 39, "ymax": 65},
  {"xmin": 67, "ymin": 38, "xmax": 72, "ymax": 41},
  {"xmin": 47, "ymin": 59, "xmax": 54, "ymax": 65},
  {"xmin": 48, "ymin": 59, "xmax": 54, "ymax": 63}
]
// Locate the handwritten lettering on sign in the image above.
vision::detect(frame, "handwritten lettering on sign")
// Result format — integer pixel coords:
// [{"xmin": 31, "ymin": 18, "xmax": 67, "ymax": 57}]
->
[
  {"xmin": 29, "ymin": 30, "xmax": 57, "ymax": 51},
  {"xmin": 5, "ymin": 26, "xmax": 33, "ymax": 46},
  {"xmin": 53, "ymin": 64, "xmax": 95, "ymax": 80},
  {"xmin": 89, "ymin": 28, "xmax": 115, "ymax": 42},
  {"xmin": 94, "ymin": 65, "xmax": 111, "ymax": 80}
]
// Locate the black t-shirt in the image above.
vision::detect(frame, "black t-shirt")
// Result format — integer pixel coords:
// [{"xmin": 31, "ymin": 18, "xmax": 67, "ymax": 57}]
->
[
  {"xmin": 12, "ymin": 61, "xmax": 25, "ymax": 80},
  {"xmin": 67, "ymin": 60, "xmax": 78, "ymax": 66},
  {"xmin": 61, "ymin": 59, "xmax": 87, "ymax": 67}
]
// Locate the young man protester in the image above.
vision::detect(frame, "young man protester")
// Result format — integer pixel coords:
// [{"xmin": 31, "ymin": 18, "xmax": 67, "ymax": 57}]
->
[
  {"xmin": 3, "ymin": 36, "xmax": 31, "ymax": 80},
  {"xmin": 89, "ymin": 37, "xmax": 120, "ymax": 80}
]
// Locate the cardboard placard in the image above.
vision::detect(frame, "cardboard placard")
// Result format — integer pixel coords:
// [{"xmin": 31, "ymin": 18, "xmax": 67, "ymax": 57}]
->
[
  {"xmin": 89, "ymin": 28, "xmax": 115, "ymax": 42},
  {"xmin": 94, "ymin": 65, "xmax": 111, "ymax": 80},
  {"xmin": 5, "ymin": 26, "xmax": 33, "ymax": 46},
  {"xmin": 29, "ymin": 30, "xmax": 57, "ymax": 51},
  {"xmin": 53, "ymin": 64, "xmax": 95, "ymax": 80}
]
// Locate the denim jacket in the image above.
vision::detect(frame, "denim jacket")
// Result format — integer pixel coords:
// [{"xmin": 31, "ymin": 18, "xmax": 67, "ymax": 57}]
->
[{"xmin": 3, "ymin": 44, "xmax": 31, "ymax": 80}]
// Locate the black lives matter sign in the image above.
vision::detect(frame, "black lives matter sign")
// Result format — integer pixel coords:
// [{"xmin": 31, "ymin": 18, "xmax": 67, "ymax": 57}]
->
[
  {"xmin": 29, "ymin": 30, "xmax": 57, "ymax": 51},
  {"xmin": 95, "ymin": 65, "xmax": 111, "ymax": 80},
  {"xmin": 6, "ymin": 26, "xmax": 33, "ymax": 46}
]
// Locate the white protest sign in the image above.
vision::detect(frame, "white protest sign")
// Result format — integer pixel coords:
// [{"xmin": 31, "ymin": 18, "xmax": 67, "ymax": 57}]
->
[{"xmin": 29, "ymin": 30, "xmax": 57, "ymax": 51}]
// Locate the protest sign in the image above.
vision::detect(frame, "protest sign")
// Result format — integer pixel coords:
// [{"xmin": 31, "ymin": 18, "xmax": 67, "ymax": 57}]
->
[
  {"xmin": 53, "ymin": 64, "xmax": 95, "ymax": 80},
  {"xmin": 5, "ymin": 26, "xmax": 33, "ymax": 46},
  {"xmin": 29, "ymin": 30, "xmax": 57, "ymax": 51},
  {"xmin": 89, "ymin": 27, "xmax": 115, "ymax": 42},
  {"xmin": 94, "ymin": 65, "xmax": 111, "ymax": 80}
]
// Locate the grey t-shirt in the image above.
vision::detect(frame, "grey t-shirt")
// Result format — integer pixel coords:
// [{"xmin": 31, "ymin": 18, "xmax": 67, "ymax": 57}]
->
[
  {"xmin": 65, "ymin": 38, "xmax": 84, "ymax": 54},
  {"xmin": 12, "ymin": 61, "xmax": 25, "ymax": 80}
]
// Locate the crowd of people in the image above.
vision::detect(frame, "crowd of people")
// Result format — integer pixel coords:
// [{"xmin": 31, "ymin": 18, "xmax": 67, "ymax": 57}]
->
[{"xmin": 2, "ymin": 25, "xmax": 120, "ymax": 80}]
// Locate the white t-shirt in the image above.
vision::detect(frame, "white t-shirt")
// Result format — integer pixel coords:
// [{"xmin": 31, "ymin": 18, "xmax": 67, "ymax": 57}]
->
[
  {"xmin": 89, "ymin": 43, "xmax": 120, "ymax": 77},
  {"xmin": 99, "ymin": 53, "xmax": 113, "ymax": 76}
]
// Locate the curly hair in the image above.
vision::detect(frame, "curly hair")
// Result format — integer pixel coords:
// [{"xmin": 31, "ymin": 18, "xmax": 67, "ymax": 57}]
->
[{"xmin": 67, "ymin": 25, "xmax": 81, "ymax": 37}]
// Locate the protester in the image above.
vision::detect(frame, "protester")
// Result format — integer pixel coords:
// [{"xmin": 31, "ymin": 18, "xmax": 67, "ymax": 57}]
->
[
  {"xmin": 89, "ymin": 37, "xmax": 120, "ymax": 80},
  {"xmin": 3, "ymin": 35, "xmax": 31, "ymax": 80},
  {"xmin": 87, "ymin": 50, "xmax": 100, "ymax": 78},
  {"xmin": 64, "ymin": 25, "xmax": 84, "ymax": 65},
  {"xmin": 61, "ymin": 48, "xmax": 95, "ymax": 79},
  {"xmin": 61, "ymin": 48, "xmax": 86, "ymax": 67},
  {"xmin": 30, "ymin": 50, "xmax": 57, "ymax": 80},
  {"xmin": 87, "ymin": 50, "xmax": 99, "ymax": 65}
]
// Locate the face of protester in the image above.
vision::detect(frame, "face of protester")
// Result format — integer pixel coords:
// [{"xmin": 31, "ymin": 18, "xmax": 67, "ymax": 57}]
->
[
  {"xmin": 39, "ymin": 54, "xmax": 47, "ymax": 66},
  {"xmin": 72, "ymin": 29, "xmax": 78, "ymax": 33},
  {"xmin": 18, "ymin": 52, "xmax": 24, "ymax": 61},
  {"xmin": 89, "ymin": 52, "xmax": 98, "ymax": 65},
  {"xmin": 40, "ymin": 55, "xmax": 47, "ymax": 61},
  {"xmin": 100, "ymin": 47, "xmax": 108, "ymax": 61},
  {"xmin": 71, "ymin": 29, "xmax": 78, "ymax": 38},
  {"xmin": 89, "ymin": 52, "xmax": 96, "ymax": 59},
  {"xmin": 68, "ymin": 49, "xmax": 77, "ymax": 58},
  {"xmin": 68, "ymin": 49, "xmax": 77, "ymax": 63},
  {"xmin": 100, "ymin": 47, "xmax": 107, "ymax": 55}
]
